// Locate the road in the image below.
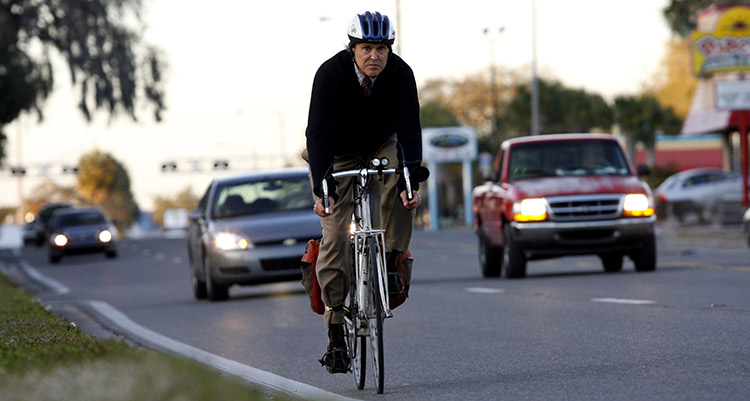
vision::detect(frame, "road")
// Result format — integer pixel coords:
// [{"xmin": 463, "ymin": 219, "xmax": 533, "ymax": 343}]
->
[{"xmin": 2, "ymin": 225, "xmax": 749, "ymax": 401}]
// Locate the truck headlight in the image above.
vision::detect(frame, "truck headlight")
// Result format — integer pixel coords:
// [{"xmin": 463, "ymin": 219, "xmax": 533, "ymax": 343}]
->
[
  {"xmin": 623, "ymin": 194, "xmax": 655, "ymax": 217},
  {"xmin": 215, "ymin": 233, "xmax": 252, "ymax": 250},
  {"xmin": 513, "ymin": 198, "xmax": 548, "ymax": 222}
]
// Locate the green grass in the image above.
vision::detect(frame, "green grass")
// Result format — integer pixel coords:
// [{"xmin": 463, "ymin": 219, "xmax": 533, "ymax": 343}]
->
[{"xmin": 0, "ymin": 273, "xmax": 296, "ymax": 401}]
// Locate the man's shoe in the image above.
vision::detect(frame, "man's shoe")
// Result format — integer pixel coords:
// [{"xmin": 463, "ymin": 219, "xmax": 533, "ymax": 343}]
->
[
  {"xmin": 319, "ymin": 347, "xmax": 350, "ymax": 373},
  {"xmin": 319, "ymin": 324, "xmax": 350, "ymax": 374}
]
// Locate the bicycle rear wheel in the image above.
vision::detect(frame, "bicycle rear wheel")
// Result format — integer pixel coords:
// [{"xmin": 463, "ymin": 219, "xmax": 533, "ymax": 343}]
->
[
  {"xmin": 367, "ymin": 237, "xmax": 385, "ymax": 394},
  {"xmin": 345, "ymin": 245, "xmax": 366, "ymax": 390}
]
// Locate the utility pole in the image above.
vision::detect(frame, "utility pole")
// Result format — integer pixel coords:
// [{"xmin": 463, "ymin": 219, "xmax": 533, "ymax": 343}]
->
[
  {"xmin": 395, "ymin": 0, "xmax": 402, "ymax": 55},
  {"xmin": 483, "ymin": 27, "xmax": 504, "ymax": 138},
  {"xmin": 531, "ymin": 0, "xmax": 540, "ymax": 135}
]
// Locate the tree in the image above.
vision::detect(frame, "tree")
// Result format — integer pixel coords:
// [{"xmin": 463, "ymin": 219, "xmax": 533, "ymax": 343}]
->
[
  {"xmin": 644, "ymin": 37, "xmax": 697, "ymax": 121},
  {"xmin": 22, "ymin": 180, "xmax": 79, "ymax": 214},
  {"xmin": 77, "ymin": 150, "xmax": 139, "ymax": 230},
  {"xmin": 503, "ymin": 78, "xmax": 614, "ymax": 136},
  {"xmin": 614, "ymin": 94, "xmax": 683, "ymax": 161},
  {"xmin": 0, "ymin": 0, "xmax": 166, "ymax": 166},
  {"xmin": 663, "ymin": 0, "xmax": 747, "ymax": 37},
  {"xmin": 420, "ymin": 100, "xmax": 460, "ymax": 128},
  {"xmin": 152, "ymin": 187, "xmax": 200, "ymax": 228}
]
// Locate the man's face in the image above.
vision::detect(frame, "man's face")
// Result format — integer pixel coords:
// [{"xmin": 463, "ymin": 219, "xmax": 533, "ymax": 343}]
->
[{"xmin": 353, "ymin": 43, "xmax": 389, "ymax": 77}]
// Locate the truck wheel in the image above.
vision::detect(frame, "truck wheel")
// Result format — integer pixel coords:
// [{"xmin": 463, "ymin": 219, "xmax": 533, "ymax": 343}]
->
[
  {"xmin": 479, "ymin": 231, "xmax": 503, "ymax": 277},
  {"xmin": 599, "ymin": 253, "xmax": 623, "ymax": 272},
  {"xmin": 503, "ymin": 224, "xmax": 526, "ymax": 278},
  {"xmin": 631, "ymin": 235, "xmax": 657, "ymax": 272}
]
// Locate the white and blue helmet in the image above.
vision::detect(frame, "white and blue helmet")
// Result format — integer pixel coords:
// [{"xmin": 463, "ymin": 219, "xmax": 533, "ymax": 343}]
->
[{"xmin": 347, "ymin": 11, "xmax": 395, "ymax": 45}]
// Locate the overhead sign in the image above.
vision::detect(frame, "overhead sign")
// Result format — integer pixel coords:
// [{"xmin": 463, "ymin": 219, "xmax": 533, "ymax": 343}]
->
[
  {"xmin": 691, "ymin": 6, "xmax": 750, "ymax": 75},
  {"xmin": 422, "ymin": 127, "xmax": 477, "ymax": 162},
  {"xmin": 716, "ymin": 81, "xmax": 750, "ymax": 110}
]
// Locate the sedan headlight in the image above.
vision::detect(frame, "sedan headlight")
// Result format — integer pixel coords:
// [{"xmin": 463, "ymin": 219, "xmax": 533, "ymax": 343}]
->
[
  {"xmin": 99, "ymin": 230, "xmax": 113, "ymax": 243},
  {"xmin": 623, "ymin": 194, "xmax": 655, "ymax": 217},
  {"xmin": 53, "ymin": 234, "xmax": 68, "ymax": 247},
  {"xmin": 513, "ymin": 198, "xmax": 548, "ymax": 222},
  {"xmin": 214, "ymin": 232, "xmax": 252, "ymax": 250}
]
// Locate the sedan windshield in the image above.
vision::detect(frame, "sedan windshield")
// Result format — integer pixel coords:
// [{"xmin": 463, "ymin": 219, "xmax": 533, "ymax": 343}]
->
[
  {"xmin": 508, "ymin": 140, "xmax": 630, "ymax": 181},
  {"xmin": 212, "ymin": 176, "xmax": 313, "ymax": 218},
  {"xmin": 56, "ymin": 212, "xmax": 106, "ymax": 227}
]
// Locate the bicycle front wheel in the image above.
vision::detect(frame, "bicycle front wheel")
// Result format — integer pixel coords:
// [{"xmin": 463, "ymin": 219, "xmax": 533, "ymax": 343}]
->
[
  {"xmin": 367, "ymin": 237, "xmax": 385, "ymax": 394},
  {"xmin": 346, "ymin": 244, "xmax": 366, "ymax": 390}
]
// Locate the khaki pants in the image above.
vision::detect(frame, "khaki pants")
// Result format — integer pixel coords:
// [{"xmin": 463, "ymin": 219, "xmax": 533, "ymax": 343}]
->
[{"xmin": 302, "ymin": 141, "xmax": 414, "ymax": 327}]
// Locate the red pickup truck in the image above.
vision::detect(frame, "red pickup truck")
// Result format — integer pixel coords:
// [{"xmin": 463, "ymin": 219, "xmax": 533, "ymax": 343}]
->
[{"xmin": 472, "ymin": 134, "xmax": 657, "ymax": 278}]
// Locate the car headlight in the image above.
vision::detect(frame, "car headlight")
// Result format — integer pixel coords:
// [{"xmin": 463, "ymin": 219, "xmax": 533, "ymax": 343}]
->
[
  {"xmin": 99, "ymin": 230, "xmax": 113, "ymax": 243},
  {"xmin": 513, "ymin": 198, "xmax": 548, "ymax": 222},
  {"xmin": 623, "ymin": 194, "xmax": 655, "ymax": 217},
  {"xmin": 53, "ymin": 234, "xmax": 68, "ymax": 247},
  {"xmin": 214, "ymin": 232, "xmax": 252, "ymax": 250}
]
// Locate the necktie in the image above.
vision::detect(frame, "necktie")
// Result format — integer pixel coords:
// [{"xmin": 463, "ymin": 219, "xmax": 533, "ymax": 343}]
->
[{"xmin": 362, "ymin": 76, "xmax": 372, "ymax": 96}]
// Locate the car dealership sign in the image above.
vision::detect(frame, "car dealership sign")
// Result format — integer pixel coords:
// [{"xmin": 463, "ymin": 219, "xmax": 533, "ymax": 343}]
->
[{"xmin": 422, "ymin": 127, "xmax": 477, "ymax": 162}]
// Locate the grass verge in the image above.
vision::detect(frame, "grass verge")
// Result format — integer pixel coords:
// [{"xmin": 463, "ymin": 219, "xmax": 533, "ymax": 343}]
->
[{"xmin": 0, "ymin": 272, "xmax": 295, "ymax": 401}]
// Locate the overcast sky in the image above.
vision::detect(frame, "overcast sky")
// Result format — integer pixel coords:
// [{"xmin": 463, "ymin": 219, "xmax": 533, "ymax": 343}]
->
[{"xmin": 1, "ymin": 0, "xmax": 673, "ymax": 212}]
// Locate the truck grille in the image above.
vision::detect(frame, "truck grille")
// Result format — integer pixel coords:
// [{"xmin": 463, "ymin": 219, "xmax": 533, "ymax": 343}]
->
[{"xmin": 546, "ymin": 194, "xmax": 623, "ymax": 221}]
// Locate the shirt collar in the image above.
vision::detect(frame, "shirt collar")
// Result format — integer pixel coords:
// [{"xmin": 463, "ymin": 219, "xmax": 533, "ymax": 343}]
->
[{"xmin": 353, "ymin": 61, "xmax": 377, "ymax": 86}]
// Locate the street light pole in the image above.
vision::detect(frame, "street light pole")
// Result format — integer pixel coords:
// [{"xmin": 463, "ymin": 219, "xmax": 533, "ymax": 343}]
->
[
  {"xmin": 531, "ymin": 0, "xmax": 540, "ymax": 135},
  {"xmin": 483, "ymin": 27, "xmax": 504, "ymax": 139}
]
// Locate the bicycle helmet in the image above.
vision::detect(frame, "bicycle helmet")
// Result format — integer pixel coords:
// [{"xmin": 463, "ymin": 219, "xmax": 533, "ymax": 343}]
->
[{"xmin": 347, "ymin": 11, "xmax": 395, "ymax": 45}]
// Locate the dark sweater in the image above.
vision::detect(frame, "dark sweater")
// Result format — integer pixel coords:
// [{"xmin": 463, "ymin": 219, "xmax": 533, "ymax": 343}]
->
[{"xmin": 305, "ymin": 49, "xmax": 422, "ymax": 196}]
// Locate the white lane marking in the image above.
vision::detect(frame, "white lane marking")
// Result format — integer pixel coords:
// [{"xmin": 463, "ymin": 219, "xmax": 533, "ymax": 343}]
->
[
  {"xmin": 591, "ymin": 298, "xmax": 655, "ymax": 305},
  {"xmin": 20, "ymin": 260, "xmax": 70, "ymax": 295},
  {"xmin": 465, "ymin": 287, "xmax": 505, "ymax": 294},
  {"xmin": 80, "ymin": 300, "xmax": 359, "ymax": 401}
]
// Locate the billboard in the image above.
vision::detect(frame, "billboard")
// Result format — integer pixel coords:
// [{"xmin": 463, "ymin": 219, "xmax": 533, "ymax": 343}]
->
[{"xmin": 691, "ymin": 6, "xmax": 750, "ymax": 76}]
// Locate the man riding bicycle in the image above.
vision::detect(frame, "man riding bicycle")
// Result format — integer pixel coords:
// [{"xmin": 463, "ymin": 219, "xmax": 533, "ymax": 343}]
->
[{"xmin": 303, "ymin": 11, "xmax": 423, "ymax": 374}]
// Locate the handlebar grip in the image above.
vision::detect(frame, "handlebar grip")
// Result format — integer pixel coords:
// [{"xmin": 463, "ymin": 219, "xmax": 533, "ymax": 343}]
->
[
  {"xmin": 403, "ymin": 167, "xmax": 414, "ymax": 201},
  {"xmin": 322, "ymin": 178, "xmax": 330, "ymax": 214}
]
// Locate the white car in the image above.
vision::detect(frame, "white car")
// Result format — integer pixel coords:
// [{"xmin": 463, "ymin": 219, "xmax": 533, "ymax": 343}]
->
[{"xmin": 655, "ymin": 168, "xmax": 748, "ymax": 223}]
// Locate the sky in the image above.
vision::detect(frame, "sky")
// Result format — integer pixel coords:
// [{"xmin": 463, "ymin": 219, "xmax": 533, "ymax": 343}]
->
[{"xmin": 1, "ymin": 0, "xmax": 674, "ymax": 213}]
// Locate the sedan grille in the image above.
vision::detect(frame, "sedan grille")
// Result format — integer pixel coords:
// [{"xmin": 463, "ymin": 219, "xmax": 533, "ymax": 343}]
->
[{"xmin": 546, "ymin": 194, "xmax": 623, "ymax": 221}]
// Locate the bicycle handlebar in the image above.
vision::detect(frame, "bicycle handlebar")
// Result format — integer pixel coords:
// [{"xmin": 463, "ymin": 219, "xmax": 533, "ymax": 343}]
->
[{"xmin": 321, "ymin": 165, "xmax": 429, "ymax": 214}]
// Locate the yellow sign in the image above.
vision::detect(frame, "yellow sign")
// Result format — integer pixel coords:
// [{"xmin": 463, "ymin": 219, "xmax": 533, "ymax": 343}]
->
[{"xmin": 691, "ymin": 6, "xmax": 750, "ymax": 75}]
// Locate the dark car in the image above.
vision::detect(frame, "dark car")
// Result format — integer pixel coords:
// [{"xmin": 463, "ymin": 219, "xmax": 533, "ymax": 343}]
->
[
  {"xmin": 186, "ymin": 168, "xmax": 322, "ymax": 301},
  {"xmin": 29, "ymin": 203, "xmax": 72, "ymax": 246},
  {"xmin": 47, "ymin": 207, "xmax": 118, "ymax": 263}
]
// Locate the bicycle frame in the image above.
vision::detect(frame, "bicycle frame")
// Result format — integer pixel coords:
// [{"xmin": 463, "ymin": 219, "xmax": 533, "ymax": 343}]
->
[
  {"xmin": 327, "ymin": 167, "xmax": 398, "ymax": 319},
  {"xmin": 350, "ymin": 173, "xmax": 392, "ymax": 320}
]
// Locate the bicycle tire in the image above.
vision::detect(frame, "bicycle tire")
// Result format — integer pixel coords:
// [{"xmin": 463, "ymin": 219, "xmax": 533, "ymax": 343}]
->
[
  {"xmin": 346, "ymin": 243, "xmax": 366, "ymax": 390},
  {"xmin": 367, "ymin": 237, "xmax": 385, "ymax": 394}
]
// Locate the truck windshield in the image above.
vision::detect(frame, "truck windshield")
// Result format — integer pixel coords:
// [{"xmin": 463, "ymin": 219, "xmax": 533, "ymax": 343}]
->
[{"xmin": 508, "ymin": 140, "xmax": 630, "ymax": 181}]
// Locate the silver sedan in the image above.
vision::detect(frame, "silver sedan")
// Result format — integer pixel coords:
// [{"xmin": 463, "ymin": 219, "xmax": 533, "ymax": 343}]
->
[{"xmin": 186, "ymin": 168, "xmax": 321, "ymax": 301}]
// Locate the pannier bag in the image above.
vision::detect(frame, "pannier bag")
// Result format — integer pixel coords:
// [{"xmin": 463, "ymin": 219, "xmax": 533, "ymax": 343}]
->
[
  {"xmin": 301, "ymin": 239, "xmax": 414, "ymax": 314},
  {"xmin": 300, "ymin": 239, "xmax": 325, "ymax": 315},
  {"xmin": 388, "ymin": 250, "xmax": 413, "ymax": 310}
]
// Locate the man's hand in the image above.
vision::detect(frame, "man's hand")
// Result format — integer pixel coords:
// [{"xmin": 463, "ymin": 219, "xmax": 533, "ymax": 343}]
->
[
  {"xmin": 400, "ymin": 190, "xmax": 422, "ymax": 210},
  {"xmin": 314, "ymin": 198, "xmax": 335, "ymax": 217}
]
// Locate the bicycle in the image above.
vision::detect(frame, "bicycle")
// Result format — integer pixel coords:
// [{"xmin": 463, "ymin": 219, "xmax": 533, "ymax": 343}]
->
[{"xmin": 321, "ymin": 155, "xmax": 427, "ymax": 394}]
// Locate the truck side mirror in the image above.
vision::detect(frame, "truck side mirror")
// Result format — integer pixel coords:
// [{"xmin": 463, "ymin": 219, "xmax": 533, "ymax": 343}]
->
[
  {"xmin": 636, "ymin": 164, "xmax": 651, "ymax": 177},
  {"xmin": 482, "ymin": 170, "xmax": 499, "ymax": 182}
]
